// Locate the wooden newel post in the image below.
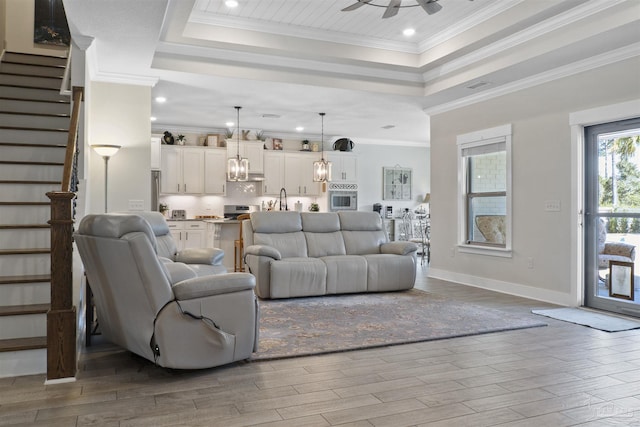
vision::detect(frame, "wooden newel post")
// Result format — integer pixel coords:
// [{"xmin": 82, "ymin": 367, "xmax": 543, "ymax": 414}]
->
[{"xmin": 46, "ymin": 191, "xmax": 77, "ymax": 380}]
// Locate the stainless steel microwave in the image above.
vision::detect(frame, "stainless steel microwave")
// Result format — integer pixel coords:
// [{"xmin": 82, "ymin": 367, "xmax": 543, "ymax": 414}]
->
[{"xmin": 329, "ymin": 191, "xmax": 357, "ymax": 211}]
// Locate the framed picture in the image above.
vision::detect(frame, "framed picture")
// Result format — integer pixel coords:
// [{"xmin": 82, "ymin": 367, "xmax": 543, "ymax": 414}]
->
[
  {"xmin": 383, "ymin": 166, "xmax": 412, "ymax": 200},
  {"xmin": 272, "ymin": 138, "xmax": 283, "ymax": 150},
  {"xmin": 609, "ymin": 261, "xmax": 634, "ymax": 300},
  {"xmin": 34, "ymin": 0, "xmax": 71, "ymax": 46},
  {"xmin": 206, "ymin": 134, "xmax": 218, "ymax": 147}
]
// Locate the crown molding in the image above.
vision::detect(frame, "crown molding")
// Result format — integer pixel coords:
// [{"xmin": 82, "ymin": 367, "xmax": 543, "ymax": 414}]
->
[
  {"xmin": 71, "ymin": 34, "xmax": 95, "ymax": 51},
  {"xmin": 416, "ymin": 0, "xmax": 524, "ymax": 53},
  {"xmin": 422, "ymin": 0, "xmax": 628, "ymax": 83},
  {"xmin": 92, "ymin": 71, "xmax": 159, "ymax": 87},
  {"xmin": 155, "ymin": 42, "xmax": 424, "ymax": 84},
  {"xmin": 188, "ymin": 10, "xmax": 419, "ymax": 54},
  {"xmin": 425, "ymin": 42, "xmax": 640, "ymax": 116}
]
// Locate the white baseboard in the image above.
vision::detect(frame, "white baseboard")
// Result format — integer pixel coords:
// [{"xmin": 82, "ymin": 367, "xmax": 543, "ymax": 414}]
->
[{"xmin": 428, "ymin": 268, "xmax": 575, "ymax": 307}]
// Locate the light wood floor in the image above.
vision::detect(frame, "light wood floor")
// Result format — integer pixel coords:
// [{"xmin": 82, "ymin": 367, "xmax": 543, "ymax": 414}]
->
[{"xmin": 2, "ymin": 265, "xmax": 640, "ymax": 426}]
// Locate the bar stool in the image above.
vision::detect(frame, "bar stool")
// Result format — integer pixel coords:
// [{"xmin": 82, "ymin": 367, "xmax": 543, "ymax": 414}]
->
[{"xmin": 234, "ymin": 213, "xmax": 251, "ymax": 272}]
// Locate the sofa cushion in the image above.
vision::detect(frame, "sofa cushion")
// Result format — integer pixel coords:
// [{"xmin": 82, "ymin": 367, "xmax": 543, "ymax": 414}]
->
[
  {"xmin": 364, "ymin": 254, "xmax": 416, "ymax": 292},
  {"xmin": 254, "ymin": 232, "xmax": 308, "ymax": 258},
  {"xmin": 338, "ymin": 211, "xmax": 387, "ymax": 255},
  {"xmin": 251, "ymin": 211, "xmax": 302, "ymax": 233},
  {"xmin": 322, "ymin": 255, "xmax": 367, "ymax": 294},
  {"xmin": 270, "ymin": 258, "xmax": 327, "ymax": 298},
  {"xmin": 301, "ymin": 212, "xmax": 340, "ymax": 232}
]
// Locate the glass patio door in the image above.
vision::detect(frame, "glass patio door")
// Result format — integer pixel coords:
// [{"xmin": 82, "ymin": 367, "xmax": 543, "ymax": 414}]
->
[{"xmin": 584, "ymin": 118, "xmax": 640, "ymax": 317}]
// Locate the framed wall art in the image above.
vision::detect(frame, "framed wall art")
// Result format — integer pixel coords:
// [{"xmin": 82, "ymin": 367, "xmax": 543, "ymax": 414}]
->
[
  {"xmin": 383, "ymin": 166, "xmax": 412, "ymax": 200},
  {"xmin": 609, "ymin": 260, "xmax": 634, "ymax": 300}
]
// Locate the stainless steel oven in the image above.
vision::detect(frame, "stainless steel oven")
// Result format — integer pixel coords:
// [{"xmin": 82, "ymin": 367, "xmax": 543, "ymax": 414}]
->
[{"xmin": 329, "ymin": 190, "xmax": 357, "ymax": 211}]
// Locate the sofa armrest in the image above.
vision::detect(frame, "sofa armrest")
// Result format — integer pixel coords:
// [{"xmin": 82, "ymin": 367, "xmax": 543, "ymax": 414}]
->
[
  {"xmin": 172, "ymin": 273, "xmax": 256, "ymax": 300},
  {"xmin": 381, "ymin": 241, "xmax": 418, "ymax": 256},
  {"xmin": 176, "ymin": 248, "xmax": 224, "ymax": 265},
  {"xmin": 244, "ymin": 244, "xmax": 282, "ymax": 260},
  {"xmin": 603, "ymin": 242, "xmax": 636, "ymax": 260}
]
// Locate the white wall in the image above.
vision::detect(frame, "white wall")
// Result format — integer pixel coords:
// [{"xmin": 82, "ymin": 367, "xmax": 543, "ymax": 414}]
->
[
  {"xmin": 4, "ymin": 0, "xmax": 67, "ymax": 56},
  {"xmin": 429, "ymin": 56, "xmax": 640, "ymax": 305},
  {"xmin": 86, "ymin": 81, "xmax": 152, "ymax": 214}
]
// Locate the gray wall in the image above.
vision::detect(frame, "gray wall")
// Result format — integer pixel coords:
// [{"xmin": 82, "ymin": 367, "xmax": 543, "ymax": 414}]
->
[{"xmin": 429, "ymin": 56, "xmax": 640, "ymax": 305}]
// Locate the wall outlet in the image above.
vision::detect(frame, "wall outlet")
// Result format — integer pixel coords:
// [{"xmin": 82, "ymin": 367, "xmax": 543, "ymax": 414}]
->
[
  {"xmin": 128, "ymin": 199, "xmax": 144, "ymax": 211},
  {"xmin": 544, "ymin": 200, "xmax": 561, "ymax": 211},
  {"xmin": 527, "ymin": 257, "xmax": 534, "ymax": 269}
]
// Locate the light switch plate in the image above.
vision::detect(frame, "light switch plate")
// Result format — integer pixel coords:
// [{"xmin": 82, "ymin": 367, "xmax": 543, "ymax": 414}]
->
[
  {"xmin": 129, "ymin": 199, "xmax": 144, "ymax": 211},
  {"xmin": 544, "ymin": 200, "xmax": 561, "ymax": 212}
]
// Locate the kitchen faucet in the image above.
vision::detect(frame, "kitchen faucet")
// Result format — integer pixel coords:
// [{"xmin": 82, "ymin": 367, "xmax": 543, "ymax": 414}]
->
[{"xmin": 279, "ymin": 187, "xmax": 288, "ymax": 211}]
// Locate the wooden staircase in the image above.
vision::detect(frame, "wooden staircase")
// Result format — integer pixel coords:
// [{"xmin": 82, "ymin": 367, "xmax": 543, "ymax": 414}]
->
[{"xmin": 0, "ymin": 51, "xmax": 70, "ymax": 378}]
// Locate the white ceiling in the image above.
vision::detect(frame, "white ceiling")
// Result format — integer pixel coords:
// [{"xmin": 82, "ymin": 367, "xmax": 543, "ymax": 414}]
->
[{"xmin": 63, "ymin": 0, "xmax": 640, "ymax": 144}]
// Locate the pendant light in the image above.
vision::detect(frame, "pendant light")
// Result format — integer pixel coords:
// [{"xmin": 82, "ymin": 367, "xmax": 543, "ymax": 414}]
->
[
  {"xmin": 313, "ymin": 112, "xmax": 332, "ymax": 187},
  {"xmin": 227, "ymin": 106, "xmax": 249, "ymax": 181}
]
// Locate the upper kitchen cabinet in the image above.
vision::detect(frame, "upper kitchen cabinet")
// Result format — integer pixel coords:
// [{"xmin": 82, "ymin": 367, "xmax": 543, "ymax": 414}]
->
[
  {"xmin": 326, "ymin": 151, "xmax": 358, "ymax": 183},
  {"xmin": 227, "ymin": 141, "xmax": 264, "ymax": 174},
  {"xmin": 284, "ymin": 152, "xmax": 320, "ymax": 197},
  {"xmin": 160, "ymin": 146, "xmax": 204, "ymax": 194},
  {"xmin": 204, "ymin": 149, "xmax": 227, "ymax": 195},
  {"xmin": 263, "ymin": 151, "xmax": 284, "ymax": 195}
]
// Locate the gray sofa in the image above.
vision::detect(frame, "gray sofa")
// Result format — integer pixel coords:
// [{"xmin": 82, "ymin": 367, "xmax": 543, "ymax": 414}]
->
[{"xmin": 243, "ymin": 211, "xmax": 418, "ymax": 299}]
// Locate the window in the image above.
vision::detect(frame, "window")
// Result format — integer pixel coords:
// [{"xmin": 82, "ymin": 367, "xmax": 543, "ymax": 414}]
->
[{"xmin": 457, "ymin": 124, "xmax": 512, "ymax": 256}]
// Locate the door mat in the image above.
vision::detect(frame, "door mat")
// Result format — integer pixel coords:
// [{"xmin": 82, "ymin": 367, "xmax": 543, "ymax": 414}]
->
[{"xmin": 532, "ymin": 307, "xmax": 640, "ymax": 332}]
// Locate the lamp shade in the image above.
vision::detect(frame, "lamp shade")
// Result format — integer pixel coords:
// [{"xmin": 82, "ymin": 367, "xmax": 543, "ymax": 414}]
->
[
  {"xmin": 423, "ymin": 193, "xmax": 431, "ymax": 203},
  {"xmin": 91, "ymin": 144, "xmax": 121, "ymax": 157}
]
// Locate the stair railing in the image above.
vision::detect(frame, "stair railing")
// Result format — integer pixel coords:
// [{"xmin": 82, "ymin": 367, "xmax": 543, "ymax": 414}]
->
[{"xmin": 46, "ymin": 84, "xmax": 83, "ymax": 381}]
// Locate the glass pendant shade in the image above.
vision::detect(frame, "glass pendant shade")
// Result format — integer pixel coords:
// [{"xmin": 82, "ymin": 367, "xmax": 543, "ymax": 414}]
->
[
  {"xmin": 313, "ymin": 158, "xmax": 331, "ymax": 182},
  {"xmin": 313, "ymin": 112, "xmax": 332, "ymax": 183},
  {"xmin": 227, "ymin": 155, "xmax": 249, "ymax": 181},
  {"xmin": 227, "ymin": 106, "xmax": 249, "ymax": 181}
]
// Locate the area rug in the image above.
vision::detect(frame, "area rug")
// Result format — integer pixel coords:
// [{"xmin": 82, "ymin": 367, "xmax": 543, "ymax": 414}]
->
[
  {"xmin": 532, "ymin": 307, "xmax": 640, "ymax": 332},
  {"xmin": 251, "ymin": 289, "xmax": 547, "ymax": 360}
]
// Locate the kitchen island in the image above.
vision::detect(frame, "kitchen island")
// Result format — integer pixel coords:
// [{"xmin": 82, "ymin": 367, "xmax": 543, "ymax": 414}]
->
[{"xmin": 205, "ymin": 219, "xmax": 240, "ymax": 272}]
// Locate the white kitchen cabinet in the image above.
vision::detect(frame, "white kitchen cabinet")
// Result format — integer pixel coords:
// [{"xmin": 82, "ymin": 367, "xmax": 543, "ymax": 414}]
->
[
  {"xmin": 227, "ymin": 141, "xmax": 264, "ymax": 173},
  {"xmin": 204, "ymin": 148, "xmax": 227, "ymax": 195},
  {"xmin": 284, "ymin": 152, "xmax": 320, "ymax": 197},
  {"xmin": 166, "ymin": 221, "xmax": 207, "ymax": 250},
  {"xmin": 160, "ymin": 146, "xmax": 204, "ymax": 194},
  {"xmin": 262, "ymin": 151, "xmax": 284, "ymax": 195},
  {"xmin": 326, "ymin": 151, "xmax": 358, "ymax": 183}
]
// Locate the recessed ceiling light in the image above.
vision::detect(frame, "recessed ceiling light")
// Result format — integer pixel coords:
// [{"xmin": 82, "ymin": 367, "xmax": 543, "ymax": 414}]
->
[
  {"xmin": 225, "ymin": 0, "xmax": 238, "ymax": 8},
  {"xmin": 382, "ymin": 125, "xmax": 395, "ymax": 130},
  {"xmin": 225, "ymin": 121, "xmax": 234, "ymax": 127},
  {"xmin": 155, "ymin": 96, "xmax": 166, "ymax": 103},
  {"xmin": 403, "ymin": 28, "xmax": 415, "ymax": 37},
  {"xmin": 150, "ymin": 116, "xmax": 157, "ymax": 122},
  {"xmin": 296, "ymin": 126, "xmax": 304, "ymax": 132}
]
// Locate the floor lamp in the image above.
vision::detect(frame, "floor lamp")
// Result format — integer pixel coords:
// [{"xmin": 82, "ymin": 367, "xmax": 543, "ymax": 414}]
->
[{"xmin": 91, "ymin": 144, "xmax": 121, "ymax": 213}]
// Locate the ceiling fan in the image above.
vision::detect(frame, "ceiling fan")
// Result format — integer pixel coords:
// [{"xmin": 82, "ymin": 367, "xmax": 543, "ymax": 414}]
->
[{"xmin": 342, "ymin": 0, "xmax": 466, "ymax": 19}]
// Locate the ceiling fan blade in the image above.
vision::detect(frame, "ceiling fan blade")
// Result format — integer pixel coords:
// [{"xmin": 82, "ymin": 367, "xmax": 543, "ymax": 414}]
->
[
  {"xmin": 416, "ymin": 0, "xmax": 442, "ymax": 15},
  {"xmin": 383, "ymin": 0, "xmax": 402, "ymax": 18},
  {"xmin": 341, "ymin": 0, "xmax": 373, "ymax": 12}
]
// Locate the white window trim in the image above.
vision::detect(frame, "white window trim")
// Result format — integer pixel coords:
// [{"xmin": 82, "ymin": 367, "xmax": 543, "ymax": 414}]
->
[{"xmin": 457, "ymin": 124, "xmax": 512, "ymax": 257}]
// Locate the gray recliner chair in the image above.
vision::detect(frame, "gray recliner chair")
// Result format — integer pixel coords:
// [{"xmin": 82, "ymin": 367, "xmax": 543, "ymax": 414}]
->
[
  {"xmin": 134, "ymin": 211, "xmax": 227, "ymax": 277},
  {"xmin": 75, "ymin": 213, "xmax": 259, "ymax": 369}
]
